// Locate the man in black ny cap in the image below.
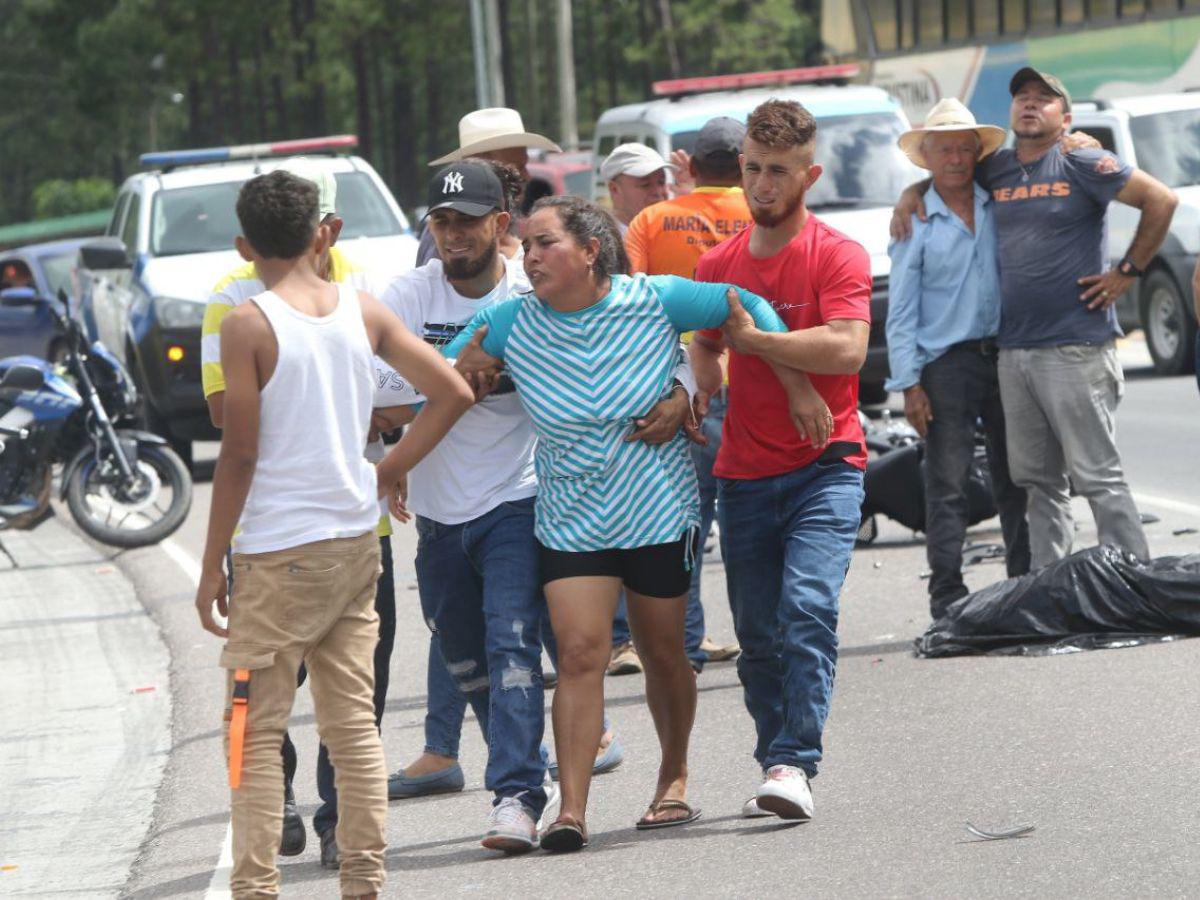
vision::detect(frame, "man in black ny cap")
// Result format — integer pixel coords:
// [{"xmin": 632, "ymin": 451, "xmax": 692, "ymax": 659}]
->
[
  {"xmin": 625, "ymin": 116, "xmax": 755, "ymax": 672},
  {"xmin": 893, "ymin": 67, "xmax": 1179, "ymax": 572}
]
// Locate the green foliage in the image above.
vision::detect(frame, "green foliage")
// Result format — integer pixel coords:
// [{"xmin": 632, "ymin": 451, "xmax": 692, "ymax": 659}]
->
[
  {"xmin": 32, "ymin": 179, "xmax": 118, "ymax": 219},
  {"xmin": 0, "ymin": 0, "xmax": 817, "ymax": 222}
]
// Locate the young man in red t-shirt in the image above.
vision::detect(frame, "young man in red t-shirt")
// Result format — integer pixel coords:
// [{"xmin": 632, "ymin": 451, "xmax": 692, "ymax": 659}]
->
[{"xmin": 691, "ymin": 99, "xmax": 871, "ymax": 822}]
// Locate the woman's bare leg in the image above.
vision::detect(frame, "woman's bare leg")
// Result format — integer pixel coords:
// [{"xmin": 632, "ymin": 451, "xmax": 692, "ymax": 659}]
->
[
  {"xmin": 545, "ymin": 576, "xmax": 622, "ymax": 827},
  {"xmin": 626, "ymin": 589, "xmax": 696, "ymax": 823}
]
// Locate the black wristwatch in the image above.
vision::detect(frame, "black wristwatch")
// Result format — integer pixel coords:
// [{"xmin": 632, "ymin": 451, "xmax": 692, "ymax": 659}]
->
[{"xmin": 1118, "ymin": 256, "xmax": 1144, "ymax": 278}]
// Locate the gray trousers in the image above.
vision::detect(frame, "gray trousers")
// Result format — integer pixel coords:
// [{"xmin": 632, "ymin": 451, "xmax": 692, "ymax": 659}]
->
[{"xmin": 997, "ymin": 342, "xmax": 1149, "ymax": 568}]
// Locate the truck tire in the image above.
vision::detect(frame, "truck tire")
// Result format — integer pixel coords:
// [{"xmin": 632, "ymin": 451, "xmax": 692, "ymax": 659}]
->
[{"xmin": 1140, "ymin": 269, "xmax": 1196, "ymax": 376}]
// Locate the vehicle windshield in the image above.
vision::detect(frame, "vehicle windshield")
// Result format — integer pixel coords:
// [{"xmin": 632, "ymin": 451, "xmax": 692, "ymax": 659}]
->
[
  {"xmin": 671, "ymin": 112, "xmax": 921, "ymax": 210},
  {"xmin": 150, "ymin": 171, "xmax": 406, "ymax": 256},
  {"xmin": 37, "ymin": 250, "xmax": 77, "ymax": 298},
  {"xmin": 1129, "ymin": 108, "xmax": 1200, "ymax": 189}
]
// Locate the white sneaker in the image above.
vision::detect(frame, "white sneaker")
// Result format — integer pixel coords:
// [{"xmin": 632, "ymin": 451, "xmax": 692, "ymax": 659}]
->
[
  {"xmin": 741, "ymin": 796, "xmax": 773, "ymax": 818},
  {"xmin": 755, "ymin": 765, "xmax": 814, "ymax": 820},
  {"xmin": 481, "ymin": 797, "xmax": 538, "ymax": 853},
  {"xmin": 537, "ymin": 772, "xmax": 561, "ymax": 832}
]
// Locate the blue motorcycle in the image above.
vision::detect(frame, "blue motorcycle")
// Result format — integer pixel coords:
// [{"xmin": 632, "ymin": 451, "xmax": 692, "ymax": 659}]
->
[{"xmin": 0, "ymin": 284, "xmax": 191, "ymax": 547}]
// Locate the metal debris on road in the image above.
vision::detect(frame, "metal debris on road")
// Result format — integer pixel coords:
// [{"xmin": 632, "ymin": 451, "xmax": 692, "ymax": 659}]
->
[
  {"xmin": 965, "ymin": 821, "xmax": 1035, "ymax": 841},
  {"xmin": 1172, "ymin": 527, "xmax": 1198, "ymax": 536}
]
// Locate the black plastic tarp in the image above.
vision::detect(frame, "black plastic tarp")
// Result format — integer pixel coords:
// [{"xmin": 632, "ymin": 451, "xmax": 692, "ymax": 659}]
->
[{"xmin": 916, "ymin": 545, "xmax": 1200, "ymax": 658}]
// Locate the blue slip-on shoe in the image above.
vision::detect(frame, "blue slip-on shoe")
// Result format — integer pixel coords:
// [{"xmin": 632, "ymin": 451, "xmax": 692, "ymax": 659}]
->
[
  {"xmin": 387, "ymin": 762, "xmax": 465, "ymax": 800},
  {"xmin": 548, "ymin": 736, "xmax": 625, "ymax": 781}
]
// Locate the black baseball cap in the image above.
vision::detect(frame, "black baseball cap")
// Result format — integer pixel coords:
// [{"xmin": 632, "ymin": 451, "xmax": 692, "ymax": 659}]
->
[
  {"xmin": 425, "ymin": 162, "xmax": 504, "ymax": 218},
  {"xmin": 1009, "ymin": 67, "xmax": 1071, "ymax": 111},
  {"xmin": 693, "ymin": 117, "xmax": 746, "ymax": 163}
]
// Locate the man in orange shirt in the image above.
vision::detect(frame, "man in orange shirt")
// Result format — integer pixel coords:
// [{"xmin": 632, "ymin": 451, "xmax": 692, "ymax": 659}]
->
[{"xmin": 625, "ymin": 116, "xmax": 753, "ymax": 670}]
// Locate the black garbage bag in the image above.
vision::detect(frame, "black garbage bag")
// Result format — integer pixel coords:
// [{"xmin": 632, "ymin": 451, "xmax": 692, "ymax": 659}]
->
[
  {"xmin": 916, "ymin": 545, "xmax": 1200, "ymax": 658},
  {"xmin": 862, "ymin": 442, "xmax": 997, "ymax": 533}
]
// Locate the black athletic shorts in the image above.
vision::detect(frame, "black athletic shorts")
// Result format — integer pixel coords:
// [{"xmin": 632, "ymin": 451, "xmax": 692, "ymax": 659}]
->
[{"xmin": 538, "ymin": 532, "xmax": 699, "ymax": 599}]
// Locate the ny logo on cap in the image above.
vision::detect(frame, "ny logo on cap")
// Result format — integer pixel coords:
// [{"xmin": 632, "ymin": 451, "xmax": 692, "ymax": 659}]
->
[{"xmin": 443, "ymin": 172, "xmax": 465, "ymax": 194}]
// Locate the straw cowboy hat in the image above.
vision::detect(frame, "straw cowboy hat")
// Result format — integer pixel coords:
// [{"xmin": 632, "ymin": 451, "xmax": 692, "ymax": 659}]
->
[
  {"xmin": 897, "ymin": 98, "xmax": 1006, "ymax": 170},
  {"xmin": 429, "ymin": 107, "xmax": 562, "ymax": 166}
]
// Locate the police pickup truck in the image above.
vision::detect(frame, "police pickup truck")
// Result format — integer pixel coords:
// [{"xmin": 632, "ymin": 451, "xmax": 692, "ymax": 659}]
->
[{"xmin": 78, "ymin": 136, "xmax": 418, "ymax": 464}]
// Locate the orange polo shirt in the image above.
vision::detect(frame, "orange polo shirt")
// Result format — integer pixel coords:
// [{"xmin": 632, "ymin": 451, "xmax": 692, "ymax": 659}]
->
[{"xmin": 625, "ymin": 186, "xmax": 753, "ymax": 278}]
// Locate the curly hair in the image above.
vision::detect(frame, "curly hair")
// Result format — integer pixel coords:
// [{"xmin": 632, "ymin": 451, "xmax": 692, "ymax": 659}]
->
[
  {"xmin": 746, "ymin": 99, "xmax": 818, "ymax": 150},
  {"xmin": 483, "ymin": 159, "xmax": 524, "ymax": 213},
  {"xmin": 236, "ymin": 170, "xmax": 318, "ymax": 259},
  {"xmin": 531, "ymin": 195, "xmax": 629, "ymax": 280}
]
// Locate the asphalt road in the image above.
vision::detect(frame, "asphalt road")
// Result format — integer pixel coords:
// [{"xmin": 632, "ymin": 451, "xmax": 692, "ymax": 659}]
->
[{"xmin": 20, "ymin": 341, "xmax": 1200, "ymax": 898}]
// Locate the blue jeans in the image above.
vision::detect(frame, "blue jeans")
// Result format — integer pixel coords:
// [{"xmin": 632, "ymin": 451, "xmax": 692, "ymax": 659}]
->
[
  {"xmin": 415, "ymin": 497, "xmax": 548, "ymax": 816},
  {"xmin": 686, "ymin": 392, "xmax": 727, "ymax": 668},
  {"xmin": 718, "ymin": 460, "xmax": 865, "ymax": 777}
]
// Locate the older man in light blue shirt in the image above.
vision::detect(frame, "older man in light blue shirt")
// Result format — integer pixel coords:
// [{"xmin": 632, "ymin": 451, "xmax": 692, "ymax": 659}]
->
[{"xmin": 887, "ymin": 99, "xmax": 1030, "ymax": 619}]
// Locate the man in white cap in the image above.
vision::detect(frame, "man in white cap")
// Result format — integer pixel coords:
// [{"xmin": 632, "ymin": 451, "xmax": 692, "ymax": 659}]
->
[
  {"xmin": 887, "ymin": 98, "xmax": 1029, "ymax": 619},
  {"xmin": 417, "ymin": 108, "xmax": 561, "ymax": 266},
  {"xmin": 601, "ymin": 142, "xmax": 675, "ymax": 234}
]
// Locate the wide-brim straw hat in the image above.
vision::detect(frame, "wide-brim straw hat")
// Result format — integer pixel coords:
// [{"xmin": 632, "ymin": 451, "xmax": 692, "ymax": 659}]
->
[
  {"xmin": 898, "ymin": 98, "xmax": 1006, "ymax": 170},
  {"xmin": 429, "ymin": 107, "xmax": 562, "ymax": 166}
]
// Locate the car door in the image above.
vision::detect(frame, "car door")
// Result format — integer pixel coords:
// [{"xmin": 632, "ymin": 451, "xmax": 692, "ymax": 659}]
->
[
  {"xmin": 0, "ymin": 256, "xmax": 53, "ymax": 359},
  {"xmin": 89, "ymin": 191, "xmax": 140, "ymax": 363}
]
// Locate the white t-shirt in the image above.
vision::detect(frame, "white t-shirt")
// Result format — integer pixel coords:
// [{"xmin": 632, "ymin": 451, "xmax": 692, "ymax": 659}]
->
[{"xmin": 379, "ymin": 256, "xmax": 537, "ymax": 525}]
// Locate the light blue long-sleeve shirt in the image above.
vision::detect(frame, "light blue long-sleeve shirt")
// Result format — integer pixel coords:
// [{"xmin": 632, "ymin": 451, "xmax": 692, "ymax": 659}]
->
[{"xmin": 885, "ymin": 183, "xmax": 1001, "ymax": 392}]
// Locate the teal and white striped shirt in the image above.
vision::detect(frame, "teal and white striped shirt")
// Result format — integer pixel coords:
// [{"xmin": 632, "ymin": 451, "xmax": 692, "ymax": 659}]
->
[{"xmin": 444, "ymin": 273, "xmax": 786, "ymax": 552}]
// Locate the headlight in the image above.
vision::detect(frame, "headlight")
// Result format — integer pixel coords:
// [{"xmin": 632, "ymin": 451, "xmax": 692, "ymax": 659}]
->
[{"xmin": 153, "ymin": 296, "xmax": 206, "ymax": 329}]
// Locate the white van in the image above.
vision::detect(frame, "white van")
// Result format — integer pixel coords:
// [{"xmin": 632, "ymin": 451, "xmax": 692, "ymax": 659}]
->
[
  {"xmin": 592, "ymin": 67, "xmax": 922, "ymax": 401},
  {"xmin": 1071, "ymin": 94, "xmax": 1200, "ymax": 375}
]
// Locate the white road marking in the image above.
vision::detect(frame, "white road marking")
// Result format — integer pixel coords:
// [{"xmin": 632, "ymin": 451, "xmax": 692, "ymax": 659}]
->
[
  {"xmin": 1134, "ymin": 492, "xmax": 1200, "ymax": 519},
  {"xmin": 160, "ymin": 537, "xmax": 201, "ymax": 583},
  {"xmin": 160, "ymin": 538, "xmax": 234, "ymax": 897}
]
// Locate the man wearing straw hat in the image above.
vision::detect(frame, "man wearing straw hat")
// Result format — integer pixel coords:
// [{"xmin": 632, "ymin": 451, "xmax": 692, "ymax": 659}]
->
[
  {"xmin": 416, "ymin": 108, "xmax": 561, "ymax": 266},
  {"xmin": 888, "ymin": 98, "xmax": 1030, "ymax": 619}
]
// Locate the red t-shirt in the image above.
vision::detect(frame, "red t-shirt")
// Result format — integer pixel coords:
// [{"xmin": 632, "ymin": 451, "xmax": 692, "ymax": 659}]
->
[{"xmin": 696, "ymin": 215, "xmax": 872, "ymax": 480}]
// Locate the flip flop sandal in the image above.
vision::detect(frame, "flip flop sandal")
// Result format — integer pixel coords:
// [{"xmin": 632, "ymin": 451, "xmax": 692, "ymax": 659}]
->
[
  {"xmin": 636, "ymin": 799, "xmax": 703, "ymax": 830},
  {"xmin": 541, "ymin": 818, "xmax": 588, "ymax": 853}
]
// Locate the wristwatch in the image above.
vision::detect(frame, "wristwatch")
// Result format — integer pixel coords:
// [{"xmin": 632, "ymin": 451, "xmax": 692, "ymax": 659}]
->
[{"xmin": 1118, "ymin": 256, "xmax": 1144, "ymax": 278}]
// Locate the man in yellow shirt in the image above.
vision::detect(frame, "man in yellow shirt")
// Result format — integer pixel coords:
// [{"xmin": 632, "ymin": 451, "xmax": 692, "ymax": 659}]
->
[
  {"xmin": 201, "ymin": 162, "xmax": 396, "ymax": 870},
  {"xmin": 625, "ymin": 117, "xmax": 753, "ymax": 669}
]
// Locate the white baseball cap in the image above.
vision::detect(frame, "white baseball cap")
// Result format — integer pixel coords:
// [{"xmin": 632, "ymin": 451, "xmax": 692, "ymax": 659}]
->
[
  {"xmin": 270, "ymin": 157, "xmax": 338, "ymax": 217},
  {"xmin": 600, "ymin": 143, "xmax": 677, "ymax": 182}
]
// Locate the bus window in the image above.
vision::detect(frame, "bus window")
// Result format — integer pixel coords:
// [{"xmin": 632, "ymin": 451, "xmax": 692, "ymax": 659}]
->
[
  {"xmin": 1060, "ymin": 0, "xmax": 1085, "ymax": 25},
  {"xmin": 868, "ymin": 0, "xmax": 898, "ymax": 50},
  {"xmin": 1089, "ymin": 0, "xmax": 1117, "ymax": 18},
  {"xmin": 1120, "ymin": 0, "xmax": 1145, "ymax": 15},
  {"xmin": 900, "ymin": 0, "xmax": 916, "ymax": 47},
  {"xmin": 917, "ymin": 0, "xmax": 943, "ymax": 45},
  {"xmin": 1074, "ymin": 126, "xmax": 1117, "ymax": 153},
  {"xmin": 973, "ymin": 0, "xmax": 1000, "ymax": 36},
  {"xmin": 1001, "ymin": 0, "xmax": 1025, "ymax": 33},
  {"xmin": 1031, "ymin": 3, "xmax": 1056, "ymax": 28},
  {"xmin": 948, "ymin": 2, "xmax": 969, "ymax": 40}
]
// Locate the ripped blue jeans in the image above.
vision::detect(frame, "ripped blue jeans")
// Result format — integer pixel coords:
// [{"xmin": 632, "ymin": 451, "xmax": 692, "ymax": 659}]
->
[{"xmin": 414, "ymin": 496, "xmax": 548, "ymax": 817}]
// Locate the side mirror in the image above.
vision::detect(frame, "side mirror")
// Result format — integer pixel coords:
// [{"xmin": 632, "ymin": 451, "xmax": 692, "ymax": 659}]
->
[
  {"xmin": 79, "ymin": 238, "xmax": 131, "ymax": 271},
  {"xmin": 0, "ymin": 286, "xmax": 41, "ymax": 308},
  {"xmin": 0, "ymin": 364, "xmax": 46, "ymax": 392}
]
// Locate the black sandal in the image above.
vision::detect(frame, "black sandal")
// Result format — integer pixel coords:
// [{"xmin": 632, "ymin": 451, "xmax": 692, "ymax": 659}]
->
[
  {"xmin": 541, "ymin": 817, "xmax": 588, "ymax": 853},
  {"xmin": 636, "ymin": 798, "xmax": 703, "ymax": 830}
]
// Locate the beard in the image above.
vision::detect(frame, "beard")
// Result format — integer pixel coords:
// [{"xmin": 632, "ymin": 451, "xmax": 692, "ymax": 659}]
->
[
  {"xmin": 442, "ymin": 240, "xmax": 498, "ymax": 280},
  {"xmin": 749, "ymin": 184, "xmax": 806, "ymax": 227}
]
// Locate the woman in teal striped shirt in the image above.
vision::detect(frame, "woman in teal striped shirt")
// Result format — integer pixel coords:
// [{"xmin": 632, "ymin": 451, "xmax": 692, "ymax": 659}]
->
[{"xmin": 446, "ymin": 196, "xmax": 788, "ymax": 852}]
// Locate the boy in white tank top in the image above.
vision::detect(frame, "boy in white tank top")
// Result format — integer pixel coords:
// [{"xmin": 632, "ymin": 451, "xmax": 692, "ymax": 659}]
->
[{"xmin": 193, "ymin": 170, "xmax": 473, "ymax": 899}]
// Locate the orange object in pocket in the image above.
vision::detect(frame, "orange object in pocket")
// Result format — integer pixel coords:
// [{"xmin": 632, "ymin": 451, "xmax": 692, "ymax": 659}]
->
[{"xmin": 228, "ymin": 668, "xmax": 251, "ymax": 789}]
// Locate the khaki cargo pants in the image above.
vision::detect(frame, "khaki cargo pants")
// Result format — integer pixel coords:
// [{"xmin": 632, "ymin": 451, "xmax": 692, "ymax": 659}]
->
[{"xmin": 221, "ymin": 532, "xmax": 385, "ymax": 898}]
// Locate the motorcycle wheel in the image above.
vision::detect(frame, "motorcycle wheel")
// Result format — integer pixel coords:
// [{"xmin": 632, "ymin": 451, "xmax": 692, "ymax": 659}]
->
[{"xmin": 65, "ymin": 443, "xmax": 192, "ymax": 548}]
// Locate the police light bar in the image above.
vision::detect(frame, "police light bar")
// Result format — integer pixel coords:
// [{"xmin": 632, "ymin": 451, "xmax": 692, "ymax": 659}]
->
[
  {"xmin": 140, "ymin": 135, "xmax": 358, "ymax": 169},
  {"xmin": 651, "ymin": 64, "xmax": 860, "ymax": 98}
]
